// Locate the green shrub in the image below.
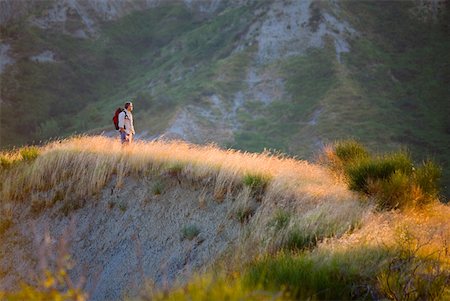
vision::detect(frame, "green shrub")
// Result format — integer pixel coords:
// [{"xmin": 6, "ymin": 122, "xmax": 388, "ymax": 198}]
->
[
  {"xmin": 346, "ymin": 151, "xmax": 413, "ymax": 194},
  {"xmin": 181, "ymin": 224, "xmax": 200, "ymax": 240},
  {"xmin": 236, "ymin": 206, "xmax": 254, "ymax": 224},
  {"xmin": 334, "ymin": 139, "xmax": 370, "ymax": 163},
  {"xmin": 236, "ymin": 206, "xmax": 255, "ymax": 224},
  {"xmin": 0, "ymin": 155, "xmax": 14, "ymax": 169},
  {"xmin": 244, "ymin": 252, "xmax": 362, "ymax": 300},
  {"xmin": 414, "ymin": 160, "xmax": 441, "ymax": 198},
  {"xmin": 377, "ymin": 171, "xmax": 412, "ymax": 210},
  {"xmin": 268, "ymin": 210, "xmax": 291, "ymax": 231},
  {"xmin": 326, "ymin": 141, "xmax": 442, "ymax": 209},
  {"xmin": 284, "ymin": 229, "xmax": 316, "ymax": 251},
  {"xmin": 243, "ymin": 173, "xmax": 271, "ymax": 200},
  {"xmin": 19, "ymin": 146, "xmax": 40, "ymax": 161},
  {"xmin": 166, "ymin": 162, "xmax": 184, "ymax": 181},
  {"xmin": 243, "ymin": 173, "xmax": 269, "ymax": 190},
  {"xmin": 152, "ymin": 180, "xmax": 164, "ymax": 195}
]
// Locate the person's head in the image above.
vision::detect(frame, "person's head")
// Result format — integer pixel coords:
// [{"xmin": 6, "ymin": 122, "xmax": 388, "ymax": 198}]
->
[{"xmin": 124, "ymin": 102, "xmax": 133, "ymax": 112}]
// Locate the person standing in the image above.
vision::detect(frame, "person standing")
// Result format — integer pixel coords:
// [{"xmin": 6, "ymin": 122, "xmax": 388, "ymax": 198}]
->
[{"xmin": 118, "ymin": 102, "xmax": 135, "ymax": 144}]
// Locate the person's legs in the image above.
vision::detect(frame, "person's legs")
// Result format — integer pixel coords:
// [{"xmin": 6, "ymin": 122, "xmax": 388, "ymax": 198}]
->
[{"xmin": 120, "ymin": 131, "xmax": 128, "ymax": 144}]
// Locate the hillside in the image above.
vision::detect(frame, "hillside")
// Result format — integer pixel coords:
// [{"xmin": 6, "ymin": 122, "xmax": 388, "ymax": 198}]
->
[
  {"xmin": 0, "ymin": 136, "xmax": 449, "ymax": 300},
  {"xmin": 1, "ymin": 0, "xmax": 449, "ymax": 198}
]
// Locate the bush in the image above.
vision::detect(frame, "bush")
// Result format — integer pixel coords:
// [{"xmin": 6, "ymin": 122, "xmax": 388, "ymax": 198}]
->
[
  {"xmin": 152, "ymin": 180, "xmax": 164, "ymax": 195},
  {"xmin": 0, "ymin": 154, "xmax": 14, "ymax": 169},
  {"xmin": 20, "ymin": 146, "xmax": 39, "ymax": 161},
  {"xmin": 236, "ymin": 206, "xmax": 254, "ymax": 224},
  {"xmin": 243, "ymin": 173, "xmax": 271, "ymax": 200},
  {"xmin": 284, "ymin": 229, "xmax": 316, "ymax": 251},
  {"xmin": 244, "ymin": 252, "xmax": 362, "ymax": 300},
  {"xmin": 166, "ymin": 162, "xmax": 184, "ymax": 178},
  {"xmin": 377, "ymin": 171, "xmax": 413, "ymax": 209},
  {"xmin": 414, "ymin": 160, "xmax": 441, "ymax": 198},
  {"xmin": 243, "ymin": 173, "xmax": 269, "ymax": 190},
  {"xmin": 325, "ymin": 141, "xmax": 441, "ymax": 210},
  {"xmin": 346, "ymin": 151, "xmax": 413, "ymax": 194},
  {"xmin": 334, "ymin": 139, "xmax": 370, "ymax": 164},
  {"xmin": 181, "ymin": 224, "xmax": 200, "ymax": 240},
  {"xmin": 268, "ymin": 210, "xmax": 291, "ymax": 231}
]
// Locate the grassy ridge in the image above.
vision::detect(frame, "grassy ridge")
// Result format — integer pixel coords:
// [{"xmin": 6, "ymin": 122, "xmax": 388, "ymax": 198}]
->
[
  {"xmin": 0, "ymin": 136, "xmax": 449, "ymax": 300},
  {"xmin": 0, "ymin": 136, "xmax": 351, "ymax": 204}
]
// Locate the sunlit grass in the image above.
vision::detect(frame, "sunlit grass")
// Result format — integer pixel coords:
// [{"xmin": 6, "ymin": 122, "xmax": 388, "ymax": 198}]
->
[{"xmin": 0, "ymin": 135, "xmax": 353, "ymax": 205}]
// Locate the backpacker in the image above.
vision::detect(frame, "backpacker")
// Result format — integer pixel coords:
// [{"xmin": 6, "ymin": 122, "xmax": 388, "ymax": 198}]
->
[{"xmin": 113, "ymin": 107, "xmax": 123, "ymax": 130}]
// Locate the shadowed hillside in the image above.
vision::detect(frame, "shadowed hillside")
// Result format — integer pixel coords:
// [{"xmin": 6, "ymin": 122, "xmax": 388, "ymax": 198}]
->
[{"xmin": 0, "ymin": 136, "xmax": 449, "ymax": 300}]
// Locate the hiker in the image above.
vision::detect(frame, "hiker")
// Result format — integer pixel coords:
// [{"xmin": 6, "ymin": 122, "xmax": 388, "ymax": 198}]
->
[{"xmin": 118, "ymin": 102, "xmax": 135, "ymax": 144}]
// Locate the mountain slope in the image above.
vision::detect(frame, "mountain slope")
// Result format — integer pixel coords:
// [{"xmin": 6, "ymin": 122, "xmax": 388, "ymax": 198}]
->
[{"xmin": 1, "ymin": 0, "xmax": 449, "ymax": 196}]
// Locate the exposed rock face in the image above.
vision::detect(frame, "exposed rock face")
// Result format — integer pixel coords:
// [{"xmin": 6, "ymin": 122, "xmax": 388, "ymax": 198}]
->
[
  {"xmin": 0, "ymin": 176, "xmax": 243, "ymax": 300},
  {"xmin": 244, "ymin": 0, "xmax": 356, "ymax": 63}
]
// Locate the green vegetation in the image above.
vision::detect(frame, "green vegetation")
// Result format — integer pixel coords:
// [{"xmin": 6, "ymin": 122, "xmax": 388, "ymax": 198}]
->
[
  {"xmin": 243, "ymin": 173, "xmax": 270, "ymax": 191},
  {"xmin": 181, "ymin": 224, "xmax": 200, "ymax": 240},
  {"xmin": 324, "ymin": 140, "xmax": 442, "ymax": 209},
  {"xmin": 334, "ymin": 139, "xmax": 370, "ymax": 164},
  {"xmin": 268, "ymin": 210, "xmax": 291, "ymax": 231},
  {"xmin": 141, "ymin": 274, "xmax": 283, "ymax": 301},
  {"xmin": 152, "ymin": 180, "xmax": 164, "ymax": 195},
  {"xmin": 283, "ymin": 230, "xmax": 317, "ymax": 251},
  {"xmin": 233, "ymin": 48, "xmax": 337, "ymax": 152},
  {"xmin": 0, "ymin": 3, "xmax": 257, "ymax": 148},
  {"xmin": 338, "ymin": 1, "xmax": 450, "ymax": 198},
  {"xmin": 0, "ymin": 145, "xmax": 40, "ymax": 169},
  {"xmin": 19, "ymin": 146, "xmax": 40, "ymax": 161},
  {"xmin": 236, "ymin": 206, "xmax": 254, "ymax": 224},
  {"xmin": 244, "ymin": 250, "xmax": 378, "ymax": 300}
]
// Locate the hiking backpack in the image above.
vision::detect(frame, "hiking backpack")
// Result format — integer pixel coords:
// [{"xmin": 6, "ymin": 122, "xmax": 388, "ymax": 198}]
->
[{"xmin": 113, "ymin": 107, "xmax": 123, "ymax": 130}]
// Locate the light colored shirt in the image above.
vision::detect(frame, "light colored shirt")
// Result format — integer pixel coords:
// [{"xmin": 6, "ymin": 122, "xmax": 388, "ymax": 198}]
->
[{"xmin": 118, "ymin": 110, "xmax": 135, "ymax": 135}]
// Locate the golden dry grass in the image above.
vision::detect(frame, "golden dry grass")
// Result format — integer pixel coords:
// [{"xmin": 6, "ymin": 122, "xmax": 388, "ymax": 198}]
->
[{"xmin": 1, "ymin": 135, "xmax": 354, "ymax": 206}]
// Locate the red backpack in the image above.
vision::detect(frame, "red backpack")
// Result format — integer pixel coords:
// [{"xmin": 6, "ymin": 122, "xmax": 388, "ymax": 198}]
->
[{"xmin": 112, "ymin": 107, "xmax": 124, "ymax": 130}]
